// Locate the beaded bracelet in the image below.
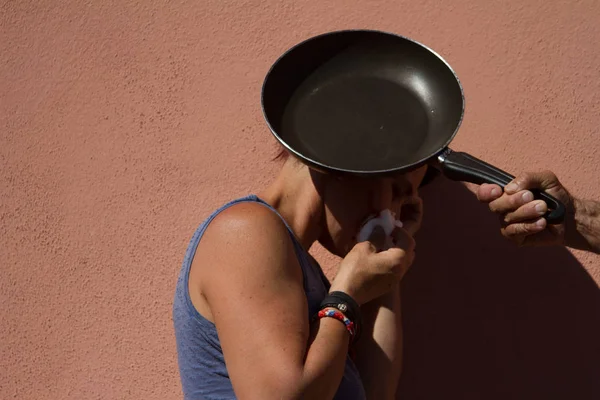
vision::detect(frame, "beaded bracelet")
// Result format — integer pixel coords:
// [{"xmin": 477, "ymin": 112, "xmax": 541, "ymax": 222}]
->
[
  {"xmin": 320, "ymin": 291, "xmax": 362, "ymax": 341},
  {"xmin": 317, "ymin": 308, "xmax": 355, "ymax": 339}
]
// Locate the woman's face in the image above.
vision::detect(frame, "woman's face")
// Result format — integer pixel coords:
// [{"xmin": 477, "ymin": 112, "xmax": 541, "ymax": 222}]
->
[{"xmin": 317, "ymin": 166, "xmax": 428, "ymax": 257}]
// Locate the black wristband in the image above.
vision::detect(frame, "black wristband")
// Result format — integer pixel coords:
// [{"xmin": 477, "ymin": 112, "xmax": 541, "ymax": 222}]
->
[
  {"xmin": 323, "ymin": 291, "xmax": 360, "ymax": 319},
  {"xmin": 320, "ymin": 291, "xmax": 362, "ymax": 342}
]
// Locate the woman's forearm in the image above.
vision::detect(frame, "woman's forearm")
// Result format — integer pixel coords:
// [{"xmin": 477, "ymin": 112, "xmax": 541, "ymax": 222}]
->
[
  {"xmin": 353, "ymin": 286, "xmax": 403, "ymax": 400},
  {"xmin": 297, "ymin": 318, "xmax": 351, "ymax": 400}
]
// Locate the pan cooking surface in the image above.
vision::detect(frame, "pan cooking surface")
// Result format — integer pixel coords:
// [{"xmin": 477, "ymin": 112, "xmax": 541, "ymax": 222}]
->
[
  {"xmin": 281, "ymin": 75, "xmax": 431, "ymax": 171},
  {"xmin": 262, "ymin": 30, "xmax": 465, "ymax": 174}
]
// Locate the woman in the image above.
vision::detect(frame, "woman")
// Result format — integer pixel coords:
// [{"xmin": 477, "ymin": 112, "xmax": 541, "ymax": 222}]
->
[{"xmin": 173, "ymin": 149, "xmax": 430, "ymax": 400}]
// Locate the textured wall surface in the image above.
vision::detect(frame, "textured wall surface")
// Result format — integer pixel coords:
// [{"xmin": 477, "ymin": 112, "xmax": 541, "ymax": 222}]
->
[{"xmin": 1, "ymin": 1, "xmax": 599, "ymax": 399}]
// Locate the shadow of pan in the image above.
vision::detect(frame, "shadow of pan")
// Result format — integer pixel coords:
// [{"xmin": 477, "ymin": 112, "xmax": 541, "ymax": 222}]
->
[{"xmin": 397, "ymin": 177, "xmax": 600, "ymax": 400}]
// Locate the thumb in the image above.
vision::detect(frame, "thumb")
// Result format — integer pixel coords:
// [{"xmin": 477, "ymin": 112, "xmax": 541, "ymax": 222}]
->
[
  {"xmin": 462, "ymin": 182, "xmax": 481, "ymax": 196},
  {"xmin": 504, "ymin": 171, "xmax": 560, "ymax": 194}
]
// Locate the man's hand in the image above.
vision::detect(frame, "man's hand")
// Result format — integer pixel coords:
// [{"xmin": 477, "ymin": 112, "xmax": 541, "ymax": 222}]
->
[{"xmin": 475, "ymin": 171, "xmax": 574, "ymax": 247}]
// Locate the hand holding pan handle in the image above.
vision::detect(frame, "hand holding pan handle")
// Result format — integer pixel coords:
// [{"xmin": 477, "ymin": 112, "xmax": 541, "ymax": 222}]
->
[{"xmin": 436, "ymin": 148, "xmax": 566, "ymax": 224}]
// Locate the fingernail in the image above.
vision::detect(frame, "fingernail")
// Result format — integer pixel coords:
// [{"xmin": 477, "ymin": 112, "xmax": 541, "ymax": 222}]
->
[
  {"xmin": 505, "ymin": 183, "xmax": 518, "ymax": 193},
  {"xmin": 522, "ymin": 191, "xmax": 534, "ymax": 202},
  {"xmin": 536, "ymin": 219, "xmax": 546, "ymax": 228},
  {"xmin": 535, "ymin": 202, "xmax": 546, "ymax": 214},
  {"xmin": 490, "ymin": 187, "xmax": 501, "ymax": 197}
]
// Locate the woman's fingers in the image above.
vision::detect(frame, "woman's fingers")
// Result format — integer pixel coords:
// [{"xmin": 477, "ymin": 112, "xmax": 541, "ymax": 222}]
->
[
  {"xmin": 367, "ymin": 225, "xmax": 387, "ymax": 252},
  {"xmin": 390, "ymin": 227, "xmax": 414, "ymax": 250},
  {"xmin": 398, "ymin": 196, "xmax": 423, "ymax": 236},
  {"xmin": 388, "ymin": 227, "xmax": 415, "ymax": 277}
]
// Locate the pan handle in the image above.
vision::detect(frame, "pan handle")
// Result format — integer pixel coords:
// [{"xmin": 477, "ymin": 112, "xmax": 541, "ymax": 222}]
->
[{"xmin": 436, "ymin": 148, "xmax": 566, "ymax": 224}]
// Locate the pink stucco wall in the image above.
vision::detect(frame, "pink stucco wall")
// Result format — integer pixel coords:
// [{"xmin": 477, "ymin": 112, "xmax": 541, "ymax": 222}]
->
[{"xmin": 2, "ymin": 1, "xmax": 599, "ymax": 399}]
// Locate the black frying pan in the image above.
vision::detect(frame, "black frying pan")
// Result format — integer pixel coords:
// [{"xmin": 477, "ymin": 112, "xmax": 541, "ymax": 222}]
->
[{"xmin": 261, "ymin": 29, "xmax": 565, "ymax": 224}]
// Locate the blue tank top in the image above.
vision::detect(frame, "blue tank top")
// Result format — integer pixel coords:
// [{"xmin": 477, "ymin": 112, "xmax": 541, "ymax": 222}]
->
[{"xmin": 173, "ymin": 195, "xmax": 366, "ymax": 400}]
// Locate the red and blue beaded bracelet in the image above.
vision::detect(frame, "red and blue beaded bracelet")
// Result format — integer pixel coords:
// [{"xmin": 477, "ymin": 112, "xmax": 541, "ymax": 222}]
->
[{"xmin": 317, "ymin": 307, "xmax": 356, "ymax": 339}]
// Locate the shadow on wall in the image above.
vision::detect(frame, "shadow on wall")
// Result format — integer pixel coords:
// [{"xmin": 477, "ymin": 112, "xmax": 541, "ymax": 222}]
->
[{"xmin": 397, "ymin": 178, "xmax": 600, "ymax": 400}]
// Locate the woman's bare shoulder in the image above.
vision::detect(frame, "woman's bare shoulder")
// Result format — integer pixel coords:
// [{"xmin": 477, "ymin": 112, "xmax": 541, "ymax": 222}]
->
[
  {"xmin": 192, "ymin": 201, "xmax": 300, "ymax": 292},
  {"xmin": 207, "ymin": 201, "xmax": 289, "ymax": 239}
]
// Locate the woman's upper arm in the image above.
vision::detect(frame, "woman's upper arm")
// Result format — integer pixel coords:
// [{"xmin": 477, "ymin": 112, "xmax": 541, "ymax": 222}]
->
[{"xmin": 196, "ymin": 203, "xmax": 309, "ymax": 398}]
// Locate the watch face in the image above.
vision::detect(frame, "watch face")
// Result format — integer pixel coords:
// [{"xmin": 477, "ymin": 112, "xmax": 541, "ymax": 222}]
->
[{"xmin": 338, "ymin": 303, "xmax": 348, "ymax": 312}]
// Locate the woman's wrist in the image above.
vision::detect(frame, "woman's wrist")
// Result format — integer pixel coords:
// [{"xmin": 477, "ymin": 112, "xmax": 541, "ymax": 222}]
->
[
  {"xmin": 320, "ymin": 291, "xmax": 362, "ymax": 343},
  {"xmin": 317, "ymin": 308, "xmax": 356, "ymax": 340},
  {"xmin": 329, "ymin": 281, "xmax": 361, "ymax": 305}
]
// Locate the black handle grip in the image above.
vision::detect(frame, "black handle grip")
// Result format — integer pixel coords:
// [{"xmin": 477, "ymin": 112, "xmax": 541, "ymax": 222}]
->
[{"xmin": 437, "ymin": 149, "xmax": 566, "ymax": 224}]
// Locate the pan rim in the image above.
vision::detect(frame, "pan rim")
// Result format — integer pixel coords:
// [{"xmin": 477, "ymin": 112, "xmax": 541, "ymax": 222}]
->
[{"xmin": 260, "ymin": 28, "xmax": 465, "ymax": 176}]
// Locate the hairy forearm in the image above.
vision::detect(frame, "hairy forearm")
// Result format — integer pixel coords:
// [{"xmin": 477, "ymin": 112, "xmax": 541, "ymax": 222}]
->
[{"xmin": 568, "ymin": 198, "xmax": 600, "ymax": 254}]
